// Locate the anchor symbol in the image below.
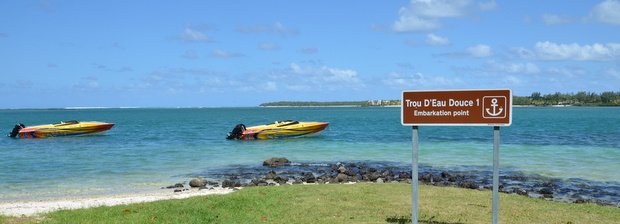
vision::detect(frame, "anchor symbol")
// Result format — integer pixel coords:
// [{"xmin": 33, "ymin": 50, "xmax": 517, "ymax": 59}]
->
[{"xmin": 485, "ymin": 98, "xmax": 503, "ymax": 117}]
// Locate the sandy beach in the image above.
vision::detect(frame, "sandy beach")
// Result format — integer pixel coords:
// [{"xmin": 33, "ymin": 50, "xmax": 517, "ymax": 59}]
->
[{"xmin": 0, "ymin": 188, "xmax": 234, "ymax": 217}]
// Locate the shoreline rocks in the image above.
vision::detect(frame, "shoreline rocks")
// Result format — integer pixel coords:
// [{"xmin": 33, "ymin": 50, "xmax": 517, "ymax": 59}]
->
[{"xmin": 169, "ymin": 157, "xmax": 620, "ymax": 207}]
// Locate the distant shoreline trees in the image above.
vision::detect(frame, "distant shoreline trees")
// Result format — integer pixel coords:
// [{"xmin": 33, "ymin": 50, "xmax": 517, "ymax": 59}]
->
[
  {"xmin": 514, "ymin": 91, "xmax": 620, "ymax": 106},
  {"xmin": 261, "ymin": 91, "xmax": 620, "ymax": 107}
]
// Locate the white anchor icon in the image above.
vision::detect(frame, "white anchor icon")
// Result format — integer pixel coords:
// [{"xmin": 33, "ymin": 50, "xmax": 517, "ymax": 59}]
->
[{"xmin": 485, "ymin": 98, "xmax": 503, "ymax": 117}]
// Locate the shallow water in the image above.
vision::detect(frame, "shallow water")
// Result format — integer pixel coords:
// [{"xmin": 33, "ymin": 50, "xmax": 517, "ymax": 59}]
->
[{"xmin": 0, "ymin": 107, "xmax": 619, "ymax": 201}]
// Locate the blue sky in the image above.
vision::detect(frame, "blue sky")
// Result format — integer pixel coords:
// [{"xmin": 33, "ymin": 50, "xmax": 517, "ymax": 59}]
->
[{"xmin": 1, "ymin": 0, "xmax": 619, "ymax": 108}]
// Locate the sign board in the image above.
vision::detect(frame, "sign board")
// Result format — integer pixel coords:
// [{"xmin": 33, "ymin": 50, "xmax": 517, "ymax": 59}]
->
[{"xmin": 401, "ymin": 89, "xmax": 512, "ymax": 126}]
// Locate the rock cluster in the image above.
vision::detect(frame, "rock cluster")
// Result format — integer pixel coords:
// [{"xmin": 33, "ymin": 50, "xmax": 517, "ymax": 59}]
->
[{"xmin": 165, "ymin": 157, "xmax": 619, "ymax": 207}]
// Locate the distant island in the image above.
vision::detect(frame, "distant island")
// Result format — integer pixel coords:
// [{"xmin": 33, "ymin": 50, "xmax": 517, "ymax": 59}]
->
[{"xmin": 260, "ymin": 91, "xmax": 620, "ymax": 107}]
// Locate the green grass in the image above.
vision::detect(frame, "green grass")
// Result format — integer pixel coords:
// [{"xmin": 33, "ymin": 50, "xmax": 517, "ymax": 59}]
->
[{"xmin": 2, "ymin": 183, "xmax": 619, "ymax": 224}]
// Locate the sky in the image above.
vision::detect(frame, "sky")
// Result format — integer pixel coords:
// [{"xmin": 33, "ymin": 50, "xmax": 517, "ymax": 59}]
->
[{"xmin": 1, "ymin": 0, "xmax": 619, "ymax": 108}]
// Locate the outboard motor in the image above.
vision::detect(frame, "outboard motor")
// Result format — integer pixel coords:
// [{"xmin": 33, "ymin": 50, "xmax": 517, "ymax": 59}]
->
[
  {"xmin": 8, "ymin": 123, "xmax": 25, "ymax": 138},
  {"xmin": 226, "ymin": 124, "xmax": 246, "ymax": 140}
]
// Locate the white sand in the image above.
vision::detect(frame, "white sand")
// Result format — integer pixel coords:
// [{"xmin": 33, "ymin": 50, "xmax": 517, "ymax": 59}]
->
[{"xmin": 0, "ymin": 188, "xmax": 234, "ymax": 217}]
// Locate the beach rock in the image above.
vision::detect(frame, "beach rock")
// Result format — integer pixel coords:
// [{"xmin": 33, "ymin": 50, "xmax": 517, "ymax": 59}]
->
[
  {"xmin": 398, "ymin": 171, "xmax": 411, "ymax": 180},
  {"xmin": 189, "ymin": 178, "xmax": 206, "ymax": 188},
  {"xmin": 263, "ymin": 157, "xmax": 291, "ymax": 167},
  {"xmin": 459, "ymin": 181, "xmax": 478, "ymax": 189},
  {"xmin": 166, "ymin": 183, "xmax": 184, "ymax": 189},
  {"xmin": 265, "ymin": 171, "xmax": 278, "ymax": 180},
  {"xmin": 174, "ymin": 189, "xmax": 183, "ymax": 193},
  {"xmin": 222, "ymin": 180, "xmax": 241, "ymax": 188},
  {"xmin": 302, "ymin": 172, "xmax": 316, "ymax": 183},
  {"xmin": 337, "ymin": 165, "xmax": 347, "ymax": 174},
  {"xmin": 336, "ymin": 173, "xmax": 348, "ymax": 182},
  {"xmin": 539, "ymin": 187, "xmax": 554, "ymax": 195},
  {"xmin": 420, "ymin": 173, "xmax": 433, "ymax": 182},
  {"xmin": 514, "ymin": 188, "xmax": 528, "ymax": 196}
]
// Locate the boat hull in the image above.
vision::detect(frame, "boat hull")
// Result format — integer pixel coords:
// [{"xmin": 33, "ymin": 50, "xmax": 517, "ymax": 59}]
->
[
  {"xmin": 239, "ymin": 121, "xmax": 329, "ymax": 140},
  {"xmin": 17, "ymin": 121, "xmax": 114, "ymax": 139}
]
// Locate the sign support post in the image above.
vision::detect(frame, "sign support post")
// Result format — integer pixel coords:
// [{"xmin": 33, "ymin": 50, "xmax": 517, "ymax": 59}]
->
[
  {"xmin": 411, "ymin": 126, "xmax": 419, "ymax": 224},
  {"xmin": 492, "ymin": 126, "xmax": 500, "ymax": 224}
]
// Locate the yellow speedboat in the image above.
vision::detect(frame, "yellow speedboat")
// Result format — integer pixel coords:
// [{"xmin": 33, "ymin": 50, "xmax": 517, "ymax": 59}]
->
[
  {"xmin": 8, "ymin": 120, "xmax": 114, "ymax": 139},
  {"xmin": 226, "ymin": 120, "xmax": 329, "ymax": 140}
]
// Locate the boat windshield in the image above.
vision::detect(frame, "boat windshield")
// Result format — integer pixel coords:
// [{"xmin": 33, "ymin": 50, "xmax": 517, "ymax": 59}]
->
[
  {"xmin": 275, "ymin": 120, "xmax": 299, "ymax": 127},
  {"xmin": 55, "ymin": 120, "xmax": 80, "ymax": 125}
]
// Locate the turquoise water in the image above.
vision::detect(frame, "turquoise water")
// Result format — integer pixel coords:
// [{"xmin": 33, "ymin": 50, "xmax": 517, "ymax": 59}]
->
[{"xmin": 1, "ymin": 107, "xmax": 619, "ymax": 201}]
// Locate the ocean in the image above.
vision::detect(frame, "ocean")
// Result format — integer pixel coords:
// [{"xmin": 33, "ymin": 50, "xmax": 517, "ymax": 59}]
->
[{"xmin": 1, "ymin": 107, "xmax": 619, "ymax": 202}]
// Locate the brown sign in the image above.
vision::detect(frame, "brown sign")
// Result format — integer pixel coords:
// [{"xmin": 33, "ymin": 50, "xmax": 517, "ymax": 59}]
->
[{"xmin": 401, "ymin": 89, "xmax": 512, "ymax": 126}]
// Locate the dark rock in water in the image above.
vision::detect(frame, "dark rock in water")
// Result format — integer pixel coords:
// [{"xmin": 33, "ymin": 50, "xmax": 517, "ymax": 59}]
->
[
  {"xmin": 174, "ymin": 189, "xmax": 182, "ymax": 193},
  {"xmin": 336, "ymin": 173, "xmax": 348, "ymax": 182},
  {"xmin": 166, "ymin": 183, "xmax": 184, "ymax": 189},
  {"xmin": 574, "ymin": 198, "xmax": 590, "ymax": 204},
  {"xmin": 515, "ymin": 188, "xmax": 528, "ymax": 196},
  {"xmin": 543, "ymin": 194, "xmax": 553, "ymax": 199},
  {"xmin": 189, "ymin": 159, "xmax": 620, "ymax": 207},
  {"xmin": 263, "ymin": 157, "xmax": 291, "ymax": 167},
  {"xmin": 539, "ymin": 187, "xmax": 554, "ymax": 195},
  {"xmin": 420, "ymin": 173, "xmax": 433, "ymax": 182},
  {"xmin": 398, "ymin": 171, "xmax": 411, "ymax": 180},
  {"xmin": 536, "ymin": 181, "xmax": 558, "ymax": 188},
  {"xmin": 302, "ymin": 172, "xmax": 316, "ymax": 183},
  {"xmin": 337, "ymin": 165, "xmax": 347, "ymax": 174},
  {"xmin": 207, "ymin": 181, "xmax": 219, "ymax": 186},
  {"xmin": 366, "ymin": 172, "xmax": 381, "ymax": 182},
  {"xmin": 265, "ymin": 171, "xmax": 278, "ymax": 180},
  {"xmin": 222, "ymin": 180, "xmax": 240, "ymax": 188},
  {"xmin": 189, "ymin": 178, "xmax": 206, "ymax": 188}
]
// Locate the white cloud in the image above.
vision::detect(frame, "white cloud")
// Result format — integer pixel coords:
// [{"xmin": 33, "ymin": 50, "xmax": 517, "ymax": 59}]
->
[
  {"xmin": 437, "ymin": 44, "xmax": 493, "ymax": 58},
  {"xmin": 530, "ymin": 41, "xmax": 620, "ymax": 61},
  {"xmin": 425, "ymin": 33, "xmax": 450, "ymax": 45},
  {"xmin": 263, "ymin": 81, "xmax": 277, "ymax": 91},
  {"xmin": 237, "ymin": 22, "xmax": 298, "ymax": 36},
  {"xmin": 287, "ymin": 63, "xmax": 365, "ymax": 90},
  {"xmin": 478, "ymin": 1, "xmax": 497, "ymax": 11},
  {"xmin": 485, "ymin": 61, "xmax": 540, "ymax": 74},
  {"xmin": 210, "ymin": 50, "xmax": 244, "ymax": 58},
  {"xmin": 546, "ymin": 67, "xmax": 586, "ymax": 78},
  {"xmin": 299, "ymin": 48, "xmax": 318, "ymax": 54},
  {"xmin": 258, "ymin": 42, "xmax": 279, "ymax": 51},
  {"xmin": 467, "ymin": 44, "xmax": 493, "ymax": 57},
  {"xmin": 180, "ymin": 28, "xmax": 210, "ymax": 42},
  {"xmin": 392, "ymin": 0, "xmax": 473, "ymax": 32},
  {"xmin": 181, "ymin": 50, "xmax": 199, "ymax": 59},
  {"xmin": 542, "ymin": 14, "xmax": 573, "ymax": 25},
  {"xmin": 393, "ymin": 15, "xmax": 439, "ymax": 32},
  {"xmin": 591, "ymin": 0, "xmax": 620, "ymax": 25},
  {"xmin": 382, "ymin": 72, "xmax": 463, "ymax": 88},
  {"xmin": 502, "ymin": 75, "xmax": 521, "ymax": 85}
]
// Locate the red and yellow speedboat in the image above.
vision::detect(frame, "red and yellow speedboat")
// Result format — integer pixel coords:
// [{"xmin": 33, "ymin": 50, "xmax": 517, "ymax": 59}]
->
[
  {"xmin": 8, "ymin": 120, "xmax": 114, "ymax": 139},
  {"xmin": 226, "ymin": 120, "xmax": 329, "ymax": 140}
]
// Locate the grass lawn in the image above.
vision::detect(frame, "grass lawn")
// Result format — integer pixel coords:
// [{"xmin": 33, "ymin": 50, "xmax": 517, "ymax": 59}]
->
[{"xmin": 2, "ymin": 183, "xmax": 619, "ymax": 224}]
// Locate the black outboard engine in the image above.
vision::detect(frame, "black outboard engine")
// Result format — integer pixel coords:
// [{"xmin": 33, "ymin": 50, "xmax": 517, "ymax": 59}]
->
[
  {"xmin": 226, "ymin": 124, "xmax": 246, "ymax": 140},
  {"xmin": 8, "ymin": 123, "xmax": 25, "ymax": 138}
]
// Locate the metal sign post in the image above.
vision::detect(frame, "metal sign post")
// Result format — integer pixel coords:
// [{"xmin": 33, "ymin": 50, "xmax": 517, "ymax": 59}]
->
[
  {"xmin": 411, "ymin": 126, "xmax": 419, "ymax": 224},
  {"xmin": 492, "ymin": 126, "xmax": 500, "ymax": 224},
  {"xmin": 402, "ymin": 89, "xmax": 511, "ymax": 224}
]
